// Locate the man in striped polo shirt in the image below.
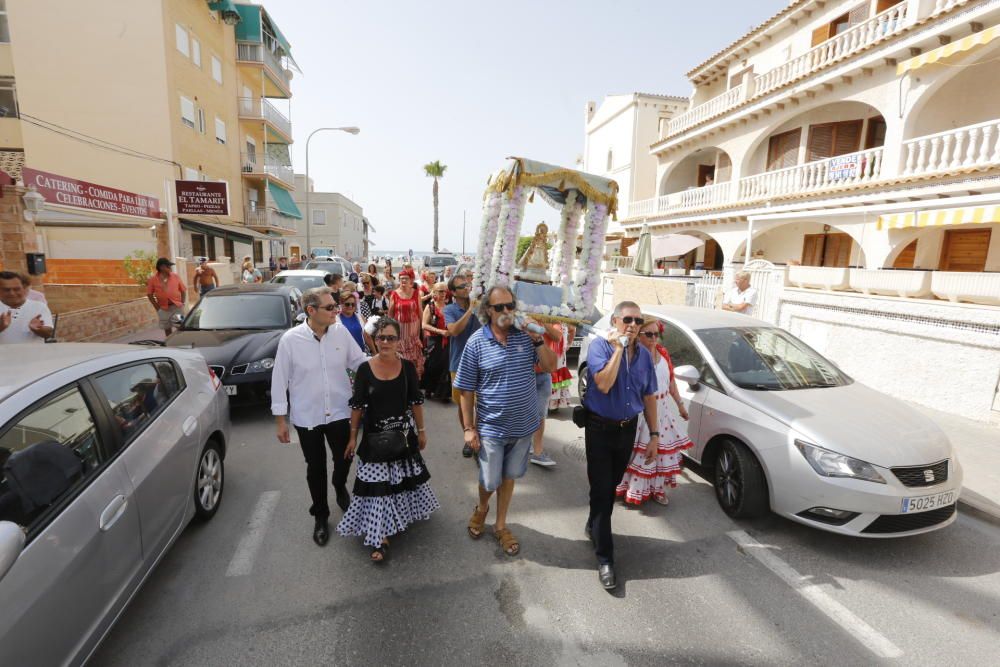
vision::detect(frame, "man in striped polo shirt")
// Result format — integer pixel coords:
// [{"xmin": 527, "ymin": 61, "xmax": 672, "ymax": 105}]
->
[{"xmin": 455, "ymin": 285, "xmax": 556, "ymax": 557}]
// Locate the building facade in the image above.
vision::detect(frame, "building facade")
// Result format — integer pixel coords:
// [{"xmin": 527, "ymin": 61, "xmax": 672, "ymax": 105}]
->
[
  {"xmin": 289, "ymin": 174, "xmax": 366, "ymax": 261},
  {"xmin": 601, "ymin": 0, "xmax": 1000, "ymax": 423}
]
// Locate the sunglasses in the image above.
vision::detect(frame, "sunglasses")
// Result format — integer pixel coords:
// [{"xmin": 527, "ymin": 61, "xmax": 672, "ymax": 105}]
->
[
  {"xmin": 640, "ymin": 331, "xmax": 659, "ymax": 338},
  {"xmin": 453, "ymin": 283, "xmax": 468, "ymax": 290},
  {"xmin": 490, "ymin": 302, "xmax": 516, "ymax": 313},
  {"xmin": 620, "ymin": 316, "xmax": 644, "ymax": 325},
  {"xmin": 376, "ymin": 335, "xmax": 399, "ymax": 342},
  {"xmin": 314, "ymin": 304, "xmax": 338, "ymax": 312}
]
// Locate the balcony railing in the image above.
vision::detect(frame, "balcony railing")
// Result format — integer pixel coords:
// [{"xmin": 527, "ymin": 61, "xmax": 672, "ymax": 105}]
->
[
  {"xmin": 902, "ymin": 118, "xmax": 1000, "ymax": 177},
  {"xmin": 237, "ymin": 42, "xmax": 292, "ymax": 90},
  {"xmin": 738, "ymin": 147, "xmax": 884, "ymax": 200},
  {"xmin": 245, "ymin": 207, "xmax": 297, "ymax": 233},
  {"xmin": 238, "ymin": 97, "xmax": 292, "ymax": 138},
  {"xmin": 663, "ymin": 3, "xmax": 910, "ymax": 139},
  {"xmin": 240, "ymin": 153, "xmax": 294, "ymax": 185}
]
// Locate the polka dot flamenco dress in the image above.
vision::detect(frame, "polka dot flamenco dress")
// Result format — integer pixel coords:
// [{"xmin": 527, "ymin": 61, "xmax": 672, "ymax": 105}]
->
[
  {"xmin": 616, "ymin": 349, "xmax": 692, "ymax": 506},
  {"xmin": 337, "ymin": 359, "xmax": 440, "ymax": 548}
]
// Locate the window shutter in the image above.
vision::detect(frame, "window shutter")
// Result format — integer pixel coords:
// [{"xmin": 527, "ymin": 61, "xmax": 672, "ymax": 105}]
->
[
  {"xmin": 811, "ymin": 25, "xmax": 830, "ymax": 46},
  {"xmin": 768, "ymin": 129, "xmax": 801, "ymax": 171},
  {"xmin": 807, "ymin": 124, "xmax": 834, "ymax": 162},
  {"xmin": 848, "ymin": 3, "xmax": 869, "ymax": 25},
  {"xmin": 833, "ymin": 120, "xmax": 863, "ymax": 156}
]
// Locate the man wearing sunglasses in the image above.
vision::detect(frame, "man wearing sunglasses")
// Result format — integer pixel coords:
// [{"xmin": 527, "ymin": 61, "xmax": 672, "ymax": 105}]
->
[
  {"xmin": 271, "ymin": 286, "xmax": 368, "ymax": 547},
  {"xmin": 444, "ymin": 274, "xmax": 481, "ymax": 457},
  {"xmin": 454, "ymin": 285, "xmax": 556, "ymax": 558},
  {"xmin": 582, "ymin": 300, "xmax": 659, "ymax": 590}
]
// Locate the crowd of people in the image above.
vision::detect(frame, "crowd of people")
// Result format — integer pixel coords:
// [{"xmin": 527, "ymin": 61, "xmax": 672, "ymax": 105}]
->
[{"xmin": 266, "ymin": 254, "xmax": 693, "ymax": 590}]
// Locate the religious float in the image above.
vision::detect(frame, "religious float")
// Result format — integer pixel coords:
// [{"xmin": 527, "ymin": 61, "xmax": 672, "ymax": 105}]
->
[{"xmin": 472, "ymin": 157, "xmax": 618, "ymax": 323}]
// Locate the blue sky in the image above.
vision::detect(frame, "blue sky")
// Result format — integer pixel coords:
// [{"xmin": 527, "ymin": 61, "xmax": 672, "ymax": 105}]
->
[{"xmin": 267, "ymin": 0, "xmax": 787, "ymax": 254}]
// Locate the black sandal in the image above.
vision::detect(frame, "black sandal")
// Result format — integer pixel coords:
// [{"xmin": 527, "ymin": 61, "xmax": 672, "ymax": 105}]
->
[{"xmin": 370, "ymin": 539, "xmax": 389, "ymax": 563}]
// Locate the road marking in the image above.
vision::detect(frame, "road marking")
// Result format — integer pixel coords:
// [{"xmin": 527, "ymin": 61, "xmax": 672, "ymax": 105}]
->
[
  {"xmin": 226, "ymin": 491, "xmax": 281, "ymax": 577},
  {"xmin": 727, "ymin": 530, "xmax": 903, "ymax": 659}
]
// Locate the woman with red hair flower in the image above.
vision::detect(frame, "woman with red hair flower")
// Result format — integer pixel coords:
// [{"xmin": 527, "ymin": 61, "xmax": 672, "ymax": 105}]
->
[{"xmin": 616, "ymin": 319, "xmax": 692, "ymax": 506}]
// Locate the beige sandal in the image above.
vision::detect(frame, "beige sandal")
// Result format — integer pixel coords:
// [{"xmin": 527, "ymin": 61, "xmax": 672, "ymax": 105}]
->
[
  {"xmin": 494, "ymin": 527, "xmax": 520, "ymax": 556},
  {"xmin": 468, "ymin": 505, "xmax": 489, "ymax": 538}
]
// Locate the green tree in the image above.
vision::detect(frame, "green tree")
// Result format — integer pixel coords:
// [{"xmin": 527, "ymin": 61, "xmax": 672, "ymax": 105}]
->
[
  {"xmin": 423, "ymin": 160, "xmax": 447, "ymax": 252},
  {"xmin": 516, "ymin": 236, "xmax": 553, "ymax": 262},
  {"xmin": 122, "ymin": 250, "xmax": 158, "ymax": 287}
]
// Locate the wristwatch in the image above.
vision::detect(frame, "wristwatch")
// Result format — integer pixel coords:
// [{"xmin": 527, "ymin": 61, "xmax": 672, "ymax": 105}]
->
[{"xmin": 649, "ymin": 431, "xmax": 660, "ymax": 437}]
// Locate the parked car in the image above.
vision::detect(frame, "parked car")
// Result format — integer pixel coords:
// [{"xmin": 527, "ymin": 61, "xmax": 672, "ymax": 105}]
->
[
  {"xmin": 304, "ymin": 258, "xmax": 351, "ymax": 276},
  {"xmin": 165, "ymin": 284, "xmax": 303, "ymax": 401},
  {"xmin": 0, "ymin": 343, "xmax": 229, "ymax": 666},
  {"xmin": 270, "ymin": 269, "xmax": 330, "ymax": 292},
  {"xmin": 423, "ymin": 253, "xmax": 458, "ymax": 272},
  {"xmin": 578, "ymin": 305, "xmax": 962, "ymax": 537},
  {"xmin": 311, "ymin": 247, "xmax": 336, "ymax": 259}
]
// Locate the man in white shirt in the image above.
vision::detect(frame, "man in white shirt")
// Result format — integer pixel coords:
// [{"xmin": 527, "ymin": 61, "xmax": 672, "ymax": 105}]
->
[
  {"xmin": 271, "ymin": 286, "xmax": 368, "ymax": 546},
  {"xmin": 0, "ymin": 271, "xmax": 53, "ymax": 344},
  {"xmin": 721, "ymin": 270, "xmax": 757, "ymax": 317}
]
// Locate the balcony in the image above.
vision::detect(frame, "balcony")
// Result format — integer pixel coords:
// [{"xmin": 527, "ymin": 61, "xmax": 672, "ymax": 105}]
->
[
  {"xmin": 241, "ymin": 153, "xmax": 294, "ymax": 187},
  {"xmin": 902, "ymin": 118, "xmax": 1000, "ymax": 178},
  {"xmin": 237, "ymin": 42, "xmax": 292, "ymax": 94},
  {"xmin": 737, "ymin": 147, "xmax": 884, "ymax": 200},
  {"xmin": 238, "ymin": 97, "xmax": 292, "ymax": 140},
  {"xmin": 788, "ymin": 265, "xmax": 851, "ymax": 291},
  {"xmin": 245, "ymin": 207, "xmax": 297, "ymax": 235},
  {"xmin": 930, "ymin": 271, "xmax": 1000, "ymax": 305},
  {"xmin": 848, "ymin": 269, "xmax": 933, "ymax": 298},
  {"xmin": 663, "ymin": 3, "xmax": 912, "ymax": 140}
]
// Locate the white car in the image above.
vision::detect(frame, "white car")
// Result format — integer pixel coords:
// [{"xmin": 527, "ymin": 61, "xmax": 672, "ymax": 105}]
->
[
  {"xmin": 578, "ymin": 305, "xmax": 962, "ymax": 537},
  {"xmin": 270, "ymin": 269, "xmax": 331, "ymax": 292},
  {"xmin": 0, "ymin": 344, "xmax": 230, "ymax": 665}
]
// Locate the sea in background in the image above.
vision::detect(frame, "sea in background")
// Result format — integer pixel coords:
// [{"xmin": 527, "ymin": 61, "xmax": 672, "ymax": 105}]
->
[{"xmin": 374, "ymin": 250, "xmax": 474, "ymax": 262}]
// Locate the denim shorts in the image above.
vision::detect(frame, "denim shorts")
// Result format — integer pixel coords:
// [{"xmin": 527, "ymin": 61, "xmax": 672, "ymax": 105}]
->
[
  {"xmin": 535, "ymin": 372, "xmax": 552, "ymax": 423},
  {"xmin": 478, "ymin": 435, "xmax": 532, "ymax": 492}
]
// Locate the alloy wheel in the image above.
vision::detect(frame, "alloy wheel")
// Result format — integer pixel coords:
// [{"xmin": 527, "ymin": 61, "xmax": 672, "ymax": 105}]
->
[
  {"xmin": 716, "ymin": 448, "xmax": 741, "ymax": 510},
  {"xmin": 198, "ymin": 448, "xmax": 223, "ymax": 511}
]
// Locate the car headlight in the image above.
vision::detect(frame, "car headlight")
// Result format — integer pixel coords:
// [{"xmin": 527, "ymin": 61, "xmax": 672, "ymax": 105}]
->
[
  {"xmin": 246, "ymin": 357, "xmax": 275, "ymax": 373},
  {"xmin": 794, "ymin": 439, "xmax": 886, "ymax": 484}
]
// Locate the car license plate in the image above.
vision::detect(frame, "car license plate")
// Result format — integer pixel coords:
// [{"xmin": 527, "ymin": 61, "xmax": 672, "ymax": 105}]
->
[
  {"xmin": 224, "ymin": 385, "xmax": 237, "ymax": 396},
  {"xmin": 901, "ymin": 490, "xmax": 955, "ymax": 513}
]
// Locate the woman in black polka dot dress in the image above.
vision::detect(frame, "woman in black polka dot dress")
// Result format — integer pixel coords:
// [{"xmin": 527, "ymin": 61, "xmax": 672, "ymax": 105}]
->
[{"xmin": 339, "ymin": 316, "xmax": 440, "ymax": 562}]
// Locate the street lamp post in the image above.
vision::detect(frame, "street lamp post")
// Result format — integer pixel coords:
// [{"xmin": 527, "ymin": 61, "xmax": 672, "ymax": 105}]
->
[{"xmin": 304, "ymin": 126, "xmax": 360, "ymax": 257}]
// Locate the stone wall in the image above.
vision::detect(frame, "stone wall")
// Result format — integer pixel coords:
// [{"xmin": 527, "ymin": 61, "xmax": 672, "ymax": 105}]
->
[
  {"xmin": 0, "ymin": 185, "xmax": 42, "ymax": 278},
  {"xmin": 56, "ymin": 297, "xmax": 158, "ymax": 343},
  {"xmin": 43, "ymin": 284, "xmax": 146, "ymax": 315}
]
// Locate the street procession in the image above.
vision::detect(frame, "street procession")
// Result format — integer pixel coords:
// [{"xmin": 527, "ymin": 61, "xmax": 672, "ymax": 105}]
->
[{"xmin": 1, "ymin": 1, "xmax": 1000, "ymax": 665}]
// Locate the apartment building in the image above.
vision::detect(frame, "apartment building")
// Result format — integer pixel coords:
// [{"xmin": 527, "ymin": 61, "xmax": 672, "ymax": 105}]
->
[
  {"xmin": 1, "ymin": 0, "xmax": 298, "ymax": 286},
  {"xmin": 601, "ymin": 0, "xmax": 1000, "ymax": 422},
  {"xmin": 290, "ymin": 174, "xmax": 366, "ymax": 261}
]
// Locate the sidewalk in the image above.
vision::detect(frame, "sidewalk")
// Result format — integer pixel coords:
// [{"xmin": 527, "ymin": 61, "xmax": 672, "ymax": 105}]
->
[{"xmin": 909, "ymin": 402, "xmax": 1000, "ymax": 520}]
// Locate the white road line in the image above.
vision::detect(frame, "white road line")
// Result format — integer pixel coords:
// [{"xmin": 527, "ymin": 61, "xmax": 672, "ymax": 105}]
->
[
  {"xmin": 727, "ymin": 530, "xmax": 903, "ymax": 660},
  {"xmin": 226, "ymin": 491, "xmax": 281, "ymax": 577}
]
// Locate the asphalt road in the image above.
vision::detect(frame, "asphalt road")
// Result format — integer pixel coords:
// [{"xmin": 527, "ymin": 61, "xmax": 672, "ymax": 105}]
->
[{"xmin": 91, "ymin": 382, "xmax": 1000, "ymax": 666}]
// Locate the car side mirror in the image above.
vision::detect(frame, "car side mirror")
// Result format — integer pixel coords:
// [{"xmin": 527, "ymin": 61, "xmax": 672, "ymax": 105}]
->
[
  {"xmin": 169, "ymin": 313, "xmax": 185, "ymax": 328},
  {"xmin": 295, "ymin": 313, "xmax": 307, "ymax": 324},
  {"xmin": 674, "ymin": 364, "xmax": 701, "ymax": 388},
  {"xmin": 0, "ymin": 521, "xmax": 25, "ymax": 583}
]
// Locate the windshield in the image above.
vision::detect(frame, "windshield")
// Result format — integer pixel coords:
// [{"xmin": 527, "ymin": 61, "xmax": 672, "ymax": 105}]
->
[
  {"xmin": 305, "ymin": 261, "xmax": 343, "ymax": 273},
  {"xmin": 272, "ymin": 275, "xmax": 325, "ymax": 291},
  {"xmin": 185, "ymin": 294, "xmax": 289, "ymax": 330},
  {"xmin": 425, "ymin": 256, "xmax": 456, "ymax": 267},
  {"xmin": 696, "ymin": 327, "xmax": 850, "ymax": 390}
]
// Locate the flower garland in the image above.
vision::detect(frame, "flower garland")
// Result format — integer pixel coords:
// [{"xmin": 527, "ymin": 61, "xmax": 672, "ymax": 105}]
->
[
  {"xmin": 549, "ymin": 190, "xmax": 583, "ymax": 304},
  {"xmin": 491, "ymin": 185, "xmax": 527, "ymax": 288},
  {"xmin": 571, "ymin": 202, "xmax": 610, "ymax": 317},
  {"xmin": 472, "ymin": 190, "xmax": 503, "ymax": 299}
]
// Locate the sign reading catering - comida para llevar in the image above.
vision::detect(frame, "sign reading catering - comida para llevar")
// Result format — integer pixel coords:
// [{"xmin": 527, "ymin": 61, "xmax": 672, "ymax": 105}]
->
[
  {"xmin": 21, "ymin": 167, "xmax": 161, "ymax": 219},
  {"xmin": 175, "ymin": 180, "xmax": 229, "ymax": 216}
]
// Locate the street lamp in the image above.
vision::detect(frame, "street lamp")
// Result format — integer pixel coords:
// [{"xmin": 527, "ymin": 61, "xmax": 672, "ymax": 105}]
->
[{"xmin": 305, "ymin": 126, "xmax": 360, "ymax": 258}]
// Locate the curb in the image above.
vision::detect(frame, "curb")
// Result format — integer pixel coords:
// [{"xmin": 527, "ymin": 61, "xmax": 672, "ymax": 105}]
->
[{"xmin": 958, "ymin": 489, "xmax": 1000, "ymax": 526}]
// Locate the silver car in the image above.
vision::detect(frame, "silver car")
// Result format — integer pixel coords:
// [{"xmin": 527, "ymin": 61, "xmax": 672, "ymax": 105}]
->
[
  {"xmin": 0, "ymin": 344, "xmax": 230, "ymax": 666},
  {"xmin": 578, "ymin": 305, "xmax": 962, "ymax": 537}
]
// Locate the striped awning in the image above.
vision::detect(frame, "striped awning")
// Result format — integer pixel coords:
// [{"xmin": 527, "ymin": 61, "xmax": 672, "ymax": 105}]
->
[
  {"xmin": 897, "ymin": 24, "xmax": 1000, "ymax": 74},
  {"xmin": 877, "ymin": 205, "xmax": 1000, "ymax": 230}
]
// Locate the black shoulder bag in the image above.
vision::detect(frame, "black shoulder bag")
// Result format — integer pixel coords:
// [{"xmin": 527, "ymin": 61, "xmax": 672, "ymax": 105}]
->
[{"xmin": 359, "ymin": 363, "xmax": 411, "ymax": 463}]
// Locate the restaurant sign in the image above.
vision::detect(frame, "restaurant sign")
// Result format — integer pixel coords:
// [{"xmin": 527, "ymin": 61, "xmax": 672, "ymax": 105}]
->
[
  {"xmin": 175, "ymin": 180, "xmax": 230, "ymax": 216},
  {"xmin": 22, "ymin": 167, "xmax": 161, "ymax": 219}
]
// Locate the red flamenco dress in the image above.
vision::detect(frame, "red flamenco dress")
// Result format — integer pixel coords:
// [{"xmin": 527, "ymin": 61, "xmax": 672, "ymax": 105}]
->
[{"xmin": 390, "ymin": 289, "xmax": 425, "ymax": 379}]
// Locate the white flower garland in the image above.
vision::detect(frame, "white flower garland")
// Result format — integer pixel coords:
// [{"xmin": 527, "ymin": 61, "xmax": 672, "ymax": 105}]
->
[
  {"xmin": 490, "ymin": 185, "xmax": 527, "ymax": 288},
  {"xmin": 550, "ymin": 190, "xmax": 583, "ymax": 306},
  {"xmin": 472, "ymin": 190, "xmax": 503, "ymax": 299}
]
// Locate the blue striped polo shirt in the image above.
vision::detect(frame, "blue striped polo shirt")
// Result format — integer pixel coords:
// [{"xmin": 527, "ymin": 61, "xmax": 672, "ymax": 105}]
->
[{"xmin": 453, "ymin": 324, "xmax": 540, "ymax": 439}]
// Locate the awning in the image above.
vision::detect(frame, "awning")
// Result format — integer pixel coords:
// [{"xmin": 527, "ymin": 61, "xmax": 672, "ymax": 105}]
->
[
  {"xmin": 877, "ymin": 205, "xmax": 1000, "ymax": 230},
  {"xmin": 267, "ymin": 181, "xmax": 302, "ymax": 219},
  {"xmin": 208, "ymin": 1, "xmax": 241, "ymax": 23},
  {"xmin": 180, "ymin": 218, "xmax": 256, "ymax": 244},
  {"xmin": 897, "ymin": 23, "xmax": 1000, "ymax": 75},
  {"xmin": 651, "ymin": 233, "xmax": 704, "ymax": 257},
  {"xmin": 234, "ymin": 4, "xmax": 262, "ymax": 42}
]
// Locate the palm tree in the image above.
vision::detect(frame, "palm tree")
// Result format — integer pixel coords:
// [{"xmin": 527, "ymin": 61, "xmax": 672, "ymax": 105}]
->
[{"xmin": 423, "ymin": 160, "xmax": 447, "ymax": 252}]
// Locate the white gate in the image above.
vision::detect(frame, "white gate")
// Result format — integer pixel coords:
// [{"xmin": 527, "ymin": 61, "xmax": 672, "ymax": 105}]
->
[
  {"xmin": 742, "ymin": 259, "xmax": 783, "ymax": 324},
  {"xmin": 692, "ymin": 273, "xmax": 724, "ymax": 310}
]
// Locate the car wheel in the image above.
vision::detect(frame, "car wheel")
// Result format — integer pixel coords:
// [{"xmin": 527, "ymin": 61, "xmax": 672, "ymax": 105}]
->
[
  {"xmin": 577, "ymin": 364, "xmax": 588, "ymax": 402},
  {"xmin": 194, "ymin": 440, "xmax": 224, "ymax": 521},
  {"xmin": 714, "ymin": 439, "xmax": 767, "ymax": 519}
]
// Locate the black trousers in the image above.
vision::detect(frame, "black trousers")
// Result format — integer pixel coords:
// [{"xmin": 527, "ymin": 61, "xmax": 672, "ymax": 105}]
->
[
  {"xmin": 295, "ymin": 419, "xmax": 351, "ymax": 520},
  {"xmin": 585, "ymin": 414, "xmax": 639, "ymax": 565}
]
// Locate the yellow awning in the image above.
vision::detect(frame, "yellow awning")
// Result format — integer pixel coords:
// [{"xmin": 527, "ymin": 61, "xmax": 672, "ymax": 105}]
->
[
  {"xmin": 877, "ymin": 205, "xmax": 1000, "ymax": 230},
  {"xmin": 897, "ymin": 24, "xmax": 1000, "ymax": 75}
]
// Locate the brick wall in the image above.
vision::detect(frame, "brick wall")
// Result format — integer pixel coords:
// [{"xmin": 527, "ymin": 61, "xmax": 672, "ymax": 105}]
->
[
  {"xmin": 43, "ymin": 258, "xmax": 132, "ymax": 284},
  {"xmin": 44, "ymin": 284, "xmax": 146, "ymax": 315},
  {"xmin": 56, "ymin": 297, "xmax": 158, "ymax": 342},
  {"xmin": 0, "ymin": 185, "xmax": 43, "ymax": 281}
]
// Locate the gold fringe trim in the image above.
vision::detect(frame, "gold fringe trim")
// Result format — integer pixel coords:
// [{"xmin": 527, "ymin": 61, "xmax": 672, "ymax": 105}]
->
[
  {"xmin": 488, "ymin": 159, "xmax": 619, "ymax": 220},
  {"xmin": 522, "ymin": 312, "xmax": 589, "ymax": 325}
]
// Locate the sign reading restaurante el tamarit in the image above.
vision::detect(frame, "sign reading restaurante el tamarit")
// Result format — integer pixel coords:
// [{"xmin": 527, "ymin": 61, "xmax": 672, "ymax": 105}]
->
[
  {"xmin": 175, "ymin": 180, "xmax": 229, "ymax": 216},
  {"xmin": 21, "ymin": 167, "xmax": 161, "ymax": 219}
]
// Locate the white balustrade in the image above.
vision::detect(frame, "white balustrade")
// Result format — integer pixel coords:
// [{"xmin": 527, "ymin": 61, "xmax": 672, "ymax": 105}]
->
[
  {"xmin": 902, "ymin": 119, "xmax": 1000, "ymax": 176},
  {"xmin": 934, "ymin": 0, "xmax": 966, "ymax": 13},
  {"xmin": 848, "ymin": 269, "xmax": 933, "ymax": 298},
  {"xmin": 738, "ymin": 147, "xmax": 884, "ymax": 200},
  {"xmin": 787, "ymin": 265, "xmax": 851, "ymax": 291},
  {"xmin": 666, "ymin": 85, "xmax": 747, "ymax": 137},
  {"xmin": 930, "ymin": 271, "xmax": 1000, "ymax": 305},
  {"xmin": 626, "ymin": 197, "xmax": 656, "ymax": 218},
  {"xmin": 676, "ymin": 181, "xmax": 733, "ymax": 209}
]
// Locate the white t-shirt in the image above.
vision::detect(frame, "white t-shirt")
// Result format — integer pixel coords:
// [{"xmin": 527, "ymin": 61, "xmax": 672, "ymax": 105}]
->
[
  {"xmin": 723, "ymin": 285, "xmax": 758, "ymax": 316},
  {"xmin": 0, "ymin": 300, "xmax": 54, "ymax": 344}
]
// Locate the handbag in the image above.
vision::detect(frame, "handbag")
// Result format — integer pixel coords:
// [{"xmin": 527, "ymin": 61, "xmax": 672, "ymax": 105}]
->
[{"xmin": 358, "ymin": 363, "xmax": 412, "ymax": 463}]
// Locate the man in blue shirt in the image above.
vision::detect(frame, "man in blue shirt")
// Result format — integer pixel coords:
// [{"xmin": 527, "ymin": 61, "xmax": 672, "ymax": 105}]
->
[
  {"xmin": 444, "ymin": 274, "xmax": 481, "ymax": 457},
  {"xmin": 583, "ymin": 301, "xmax": 659, "ymax": 590},
  {"xmin": 454, "ymin": 285, "xmax": 556, "ymax": 558}
]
